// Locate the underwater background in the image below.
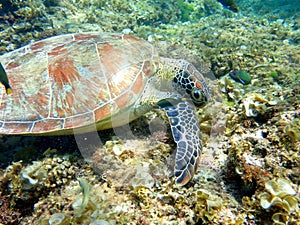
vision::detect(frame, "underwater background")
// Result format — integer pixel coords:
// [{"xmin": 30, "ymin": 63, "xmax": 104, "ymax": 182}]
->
[{"xmin": 0, "ymin": 0, "xmax": 299, "ymax": 224}]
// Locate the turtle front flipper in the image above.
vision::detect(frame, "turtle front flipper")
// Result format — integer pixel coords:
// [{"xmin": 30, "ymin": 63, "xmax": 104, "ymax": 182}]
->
[{"xmin": 158, "ymin": 98, "xmax": 202, "ymax": 185}]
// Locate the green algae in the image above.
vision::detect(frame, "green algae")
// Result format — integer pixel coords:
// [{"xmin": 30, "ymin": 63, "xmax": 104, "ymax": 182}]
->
[
  {"xmin": 269, "ymin": 71, "xmax": 279, "ymax": 80},
  {"xmin": 177, "ymin": 0, "xmax": 194, "ymax": 21},
  {"xmin": 225, "ymin": 101, "xmax": 235, "ymax": 107}
]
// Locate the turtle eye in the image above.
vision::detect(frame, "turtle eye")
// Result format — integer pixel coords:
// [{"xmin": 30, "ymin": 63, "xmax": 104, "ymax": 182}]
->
[{"xmin": 190, "ymin": 87, "xmax": 206, "ymax": 106}]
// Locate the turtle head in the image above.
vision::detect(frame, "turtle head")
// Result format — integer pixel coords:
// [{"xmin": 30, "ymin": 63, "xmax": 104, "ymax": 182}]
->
[{"xmin": 173, "ymin": 62, "xmax": 210, "ymax": 106}]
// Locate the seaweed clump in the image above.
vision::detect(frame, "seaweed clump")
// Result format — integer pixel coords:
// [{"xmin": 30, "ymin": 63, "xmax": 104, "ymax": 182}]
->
[
  {"xmin": 194, "ymin": 189, "xmax": 223, "ymax": 223},
  {"xmin": 243, "ymin": 93, "xmax": 278, "ymax": 119},
  {"xmin": 260, "ymin": 178, "xmax": 298, "ymax": 225},
  {"xmin": 176, "ymin": 0, "xmax": 194, "ymax": 21},
  {"xmin": 218, "ymin": 74, "xmax": 245, "ymax": 101}
]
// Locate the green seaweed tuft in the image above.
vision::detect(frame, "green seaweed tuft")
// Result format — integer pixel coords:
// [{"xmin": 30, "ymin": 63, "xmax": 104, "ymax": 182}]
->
[
  {"xmin": 177, "ymin": 0, "xmax": 194, "ymax": 22},
  {"xmin": 269, "ymin": 71, "xmax": 279, "ymax": 80}
]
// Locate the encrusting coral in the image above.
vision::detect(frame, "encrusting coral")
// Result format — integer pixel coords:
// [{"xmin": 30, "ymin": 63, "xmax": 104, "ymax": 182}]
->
[{"xmin": 0, "ymin": 154, "xmax": 76, "ymax": 208}]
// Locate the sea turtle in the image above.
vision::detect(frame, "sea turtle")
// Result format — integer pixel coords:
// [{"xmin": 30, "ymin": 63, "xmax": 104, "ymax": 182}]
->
[{"xmin": 0, "ymin": 32, "xmax": 210, "ymax": 185}]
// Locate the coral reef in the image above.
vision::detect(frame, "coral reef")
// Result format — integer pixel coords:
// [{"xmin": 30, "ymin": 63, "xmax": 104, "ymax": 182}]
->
[
  {"xmin": 91, "ymin": 135, "xmax": 172, "ymax": 188},
  {"xmin": 0, "ymin": 0, "xmax": 299, "ymax": 224},
  {"xmin": 0, "ymin": 0, "xmax": 55, "ymax": 52},
  {"xmin": 0, "ymin": 153, "xmax": 77, "ymax": 223},
  {"xmin": 29, "ymin": 171, "xmax": 245, "ymax": 224}
]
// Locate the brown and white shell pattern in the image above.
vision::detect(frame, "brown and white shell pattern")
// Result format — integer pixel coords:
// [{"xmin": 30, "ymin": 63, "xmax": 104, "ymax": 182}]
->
[{"xmin": 0, "ymin": 32, "xmax": 158, "ymax": 134}]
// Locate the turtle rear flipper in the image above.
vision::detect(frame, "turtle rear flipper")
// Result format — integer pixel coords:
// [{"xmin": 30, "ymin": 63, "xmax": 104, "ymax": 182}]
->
[{"xmin": 158, "ymin": 98, "xmax": 201, "ymax": 185}]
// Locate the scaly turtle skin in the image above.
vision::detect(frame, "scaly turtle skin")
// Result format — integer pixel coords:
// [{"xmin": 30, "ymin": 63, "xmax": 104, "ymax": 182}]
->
[{"xmin": 0, "ymin": 32, "xmax": 210, "ymax": 185}]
